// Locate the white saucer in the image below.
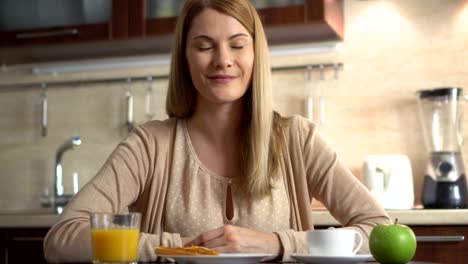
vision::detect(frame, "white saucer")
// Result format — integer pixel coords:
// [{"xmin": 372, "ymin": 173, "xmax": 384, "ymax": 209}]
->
[
  {"xmin": 158, "ymin": 253, "xmax": 276, "ymax": 264},
  {"xmin": 291, "ymin": 253, "xmax": 374, "ymax": 264}
]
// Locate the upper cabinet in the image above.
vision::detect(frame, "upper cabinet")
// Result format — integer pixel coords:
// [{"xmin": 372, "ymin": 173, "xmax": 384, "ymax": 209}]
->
[
  {"xmin": 133, "ymin": 0, "xmax": 343, "ymax": 45},
  {"xmin": 0, "ymin": 0, "xmax": 129, "ymax": 47},
  {"xmin": 258, "ymin": 0, "xmax": 344, "ymax": 44},
  {"xmin": 0, "ymin": 0, "xmax": 343, "ymax": 64}
]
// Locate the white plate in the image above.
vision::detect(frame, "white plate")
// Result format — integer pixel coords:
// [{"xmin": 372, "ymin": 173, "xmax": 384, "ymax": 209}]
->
[
  {"xmin": 158, "ymin": 253, "xmax": 277, "ymax": 264},
  {"xmin": 291, "ymin": 253, "xmax": 374, "ymax": 264}
]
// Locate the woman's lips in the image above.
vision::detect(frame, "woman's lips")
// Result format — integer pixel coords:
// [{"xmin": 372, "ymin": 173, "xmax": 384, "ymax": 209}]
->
[{"xmin": 208, "ymin": 75, "xmax": 236, "ymax": 84}]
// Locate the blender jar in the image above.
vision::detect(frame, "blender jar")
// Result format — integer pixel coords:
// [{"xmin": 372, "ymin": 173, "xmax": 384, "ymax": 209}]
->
[{"xmin": 417, "ymin": 87, "xmax": 464, "ymax": 153}]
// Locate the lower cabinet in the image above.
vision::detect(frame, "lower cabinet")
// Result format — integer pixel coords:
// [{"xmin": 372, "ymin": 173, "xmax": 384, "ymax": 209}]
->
[
  {"xmin": 1, "ymin": 230, "xmax": 6, "ymax": 264},
  {"xmin": 0, "ymin": 225, "xmax": 467, "ymax": 263},
  {"xmin": 0, "ymin": 228, "xmax": 49, "ymax": 264},
  {"xmin": 412, "ymin": 225, "xmax": 468, "ymax": 264},
  {"xmin": 316, "ymin": 224, "xmax": 467, "ymax": 264}
]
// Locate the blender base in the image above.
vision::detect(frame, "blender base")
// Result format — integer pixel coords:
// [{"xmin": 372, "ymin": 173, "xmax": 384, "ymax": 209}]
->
[{"xmin": 422, "ymin": 175, "xmax": 467, "ymax": 209}]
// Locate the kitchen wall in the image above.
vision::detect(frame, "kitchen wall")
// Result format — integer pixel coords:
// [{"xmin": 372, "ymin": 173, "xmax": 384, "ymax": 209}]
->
[{"xmin": 1, "ymin": 0, "xmax": 467, "ymax": 210}]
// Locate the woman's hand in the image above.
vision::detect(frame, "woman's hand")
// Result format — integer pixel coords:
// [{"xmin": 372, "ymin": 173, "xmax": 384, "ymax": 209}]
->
[{"xmin": 185, "ymin": 225, "xmax": 283, "ymax": 255}]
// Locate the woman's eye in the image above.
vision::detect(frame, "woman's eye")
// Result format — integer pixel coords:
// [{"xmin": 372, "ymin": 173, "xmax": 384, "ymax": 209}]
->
[
  {"xmin": 231, "ymin": 45, "xmax": 243, "ymax": 49},
  {"xmin": 198, "ymin": 46, "xmax": 212, "ymax": 51}
]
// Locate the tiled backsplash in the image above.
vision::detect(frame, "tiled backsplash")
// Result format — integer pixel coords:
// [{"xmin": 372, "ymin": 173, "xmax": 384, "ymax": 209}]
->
[{"xmin": 0, "ymin": 0, "xmax": 467, "ymax": 209}]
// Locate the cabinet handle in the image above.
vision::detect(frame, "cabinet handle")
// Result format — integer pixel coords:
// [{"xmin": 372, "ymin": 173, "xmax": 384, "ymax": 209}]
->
[
  {"xmin": 416, "ymin": 235, "xmax": 465, "ymax": 242},
  {"xmin": 16, "ymin": 29, "xmax": 79, "ymax": 39},
  {"xmin": 11, "ymin": 237, "xmax": 44, "ymax": 242}
]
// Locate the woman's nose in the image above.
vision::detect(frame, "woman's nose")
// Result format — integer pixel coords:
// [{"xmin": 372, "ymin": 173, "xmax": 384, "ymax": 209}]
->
[{"xmin": 213, "ymin": 46, "xmax": 233, "ymax": 68}]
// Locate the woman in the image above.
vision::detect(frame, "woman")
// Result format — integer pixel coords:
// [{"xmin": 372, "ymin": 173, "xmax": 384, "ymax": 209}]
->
[{"xmin": 44, "ymin": 0, "xmax": 391, "ymax": 262}]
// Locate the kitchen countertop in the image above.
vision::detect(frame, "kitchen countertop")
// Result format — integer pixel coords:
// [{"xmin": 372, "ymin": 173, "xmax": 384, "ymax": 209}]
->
[
  {"xmin": 1, "ymin": 209, "xmax": 468, "ymax": 228},
  {"xmin": 0, "ymin": 213, "xmax": 58, "ymax": 228},
  {"xmin": 311, "ymin": 209, "xmax": 468, "ymax": 226}
]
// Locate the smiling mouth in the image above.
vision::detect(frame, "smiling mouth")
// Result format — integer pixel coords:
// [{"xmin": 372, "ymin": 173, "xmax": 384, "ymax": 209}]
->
[{"xmin": 208, "ymin": 75, "xmax": 237, "ymax": 84}]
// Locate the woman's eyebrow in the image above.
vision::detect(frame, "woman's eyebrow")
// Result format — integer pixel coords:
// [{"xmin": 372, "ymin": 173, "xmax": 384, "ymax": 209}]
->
[
  {"xmin": 228, "ymin": 33, "xmax": 250, "ymax": 40},
  {"xmin": 192, "ymin": 33, "xmax": 250, "ymax": 41}
]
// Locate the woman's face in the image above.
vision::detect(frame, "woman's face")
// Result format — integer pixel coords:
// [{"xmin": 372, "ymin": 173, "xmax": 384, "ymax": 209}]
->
[{"xmin": 185, "ymin": 8, "xmax": 254, "ymax": 107}]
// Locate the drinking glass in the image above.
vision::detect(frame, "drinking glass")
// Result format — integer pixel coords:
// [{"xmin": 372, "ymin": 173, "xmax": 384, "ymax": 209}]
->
[{"xmin": 90, "ymin": 212, "xmax": 141, "ymax": 264}]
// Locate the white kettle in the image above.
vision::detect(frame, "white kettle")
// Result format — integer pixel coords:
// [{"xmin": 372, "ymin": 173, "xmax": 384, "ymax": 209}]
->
[{"xmin": 363, "ymin": 154, "xmax": 414, "ymax": 210}]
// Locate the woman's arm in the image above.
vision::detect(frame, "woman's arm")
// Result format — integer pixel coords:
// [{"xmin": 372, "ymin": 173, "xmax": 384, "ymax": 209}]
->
[
  {"xmin": 273, "ymin": 116, "xmax": 391, "ymax": 261},
  {"xmin": 43, "ymin": 123, "xmax": 183, "ymax": 263},
  {"xmin": 299, "ymin": 116, "xmax": 392, "ymax": 251}
]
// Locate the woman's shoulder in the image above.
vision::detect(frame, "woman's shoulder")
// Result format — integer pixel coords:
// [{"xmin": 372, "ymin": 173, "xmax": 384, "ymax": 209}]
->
[
  {"xmin": 276, "ymin": 112, "xmax": 319, "ymax": 136},
  {"xmin": 128, "ymin": 117, "xmax": 180, "ymax": 144},
  {"xmin": 141, "ymin": 117, "xmax": 178, "ymax": 133}
]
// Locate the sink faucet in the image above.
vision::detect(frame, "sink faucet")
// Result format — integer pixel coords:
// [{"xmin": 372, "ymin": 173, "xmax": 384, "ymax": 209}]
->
[{"xmin": 53, "ymin": 136, "xmax": 81, "ymax": 212}]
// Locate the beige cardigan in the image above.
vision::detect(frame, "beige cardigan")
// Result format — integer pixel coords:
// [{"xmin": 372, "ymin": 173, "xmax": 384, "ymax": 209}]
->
[{"xmin": 43, "ymin": 115, "xmax": 391, "ymax": 263}]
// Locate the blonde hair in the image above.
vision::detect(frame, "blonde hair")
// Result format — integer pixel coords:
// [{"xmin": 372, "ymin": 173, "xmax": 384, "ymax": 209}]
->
[{"xmin": 166, "ymin": 0, "xmax": 283, "ymax": 199}]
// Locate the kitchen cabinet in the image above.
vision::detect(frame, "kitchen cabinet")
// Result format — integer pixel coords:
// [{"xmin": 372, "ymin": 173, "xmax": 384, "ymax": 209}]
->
[
  {"xmin": 0, "ymin": 225, "xmax": 466, "ymax": 263},
  {"xmin": 0, "ymin": 228, "xmax": 49, "ymax": 264},
  {"xmin": 0, "ymin": 230, "xmax": 5, "ymax": 264},
  {"xmin": 316, "ymin": 224, "xmax": 467, "ymax": 264},
  {"xmin": 0, "ymin": 0, "xmax": 127, "ymax": 47},
  {"xmin": 412, "ymin": 226, "xmax": 468, "ymax": 264},
  {"xmin": 0, "ymin": 0, "xmax": 343, "ymax": 64},
  {"xmin": 135, "ymin": 0, "xmax": 343, "ymax": 45}
]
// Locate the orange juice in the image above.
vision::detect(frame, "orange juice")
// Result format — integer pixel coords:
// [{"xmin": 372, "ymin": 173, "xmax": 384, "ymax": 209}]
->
[{"xmin": 91, "ymin": 228, "xmax": 140, "ymax": 262}]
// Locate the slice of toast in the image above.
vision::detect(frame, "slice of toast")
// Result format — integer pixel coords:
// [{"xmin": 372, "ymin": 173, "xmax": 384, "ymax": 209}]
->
[{"xmin": 155, "ymin": 245, "xmax": 219, "ymax": 256}]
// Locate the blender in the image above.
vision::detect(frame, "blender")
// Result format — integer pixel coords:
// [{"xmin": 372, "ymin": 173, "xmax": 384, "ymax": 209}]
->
[{"xmin": 417, "ymin": 87, "xmax": 467, "ymax": 209}]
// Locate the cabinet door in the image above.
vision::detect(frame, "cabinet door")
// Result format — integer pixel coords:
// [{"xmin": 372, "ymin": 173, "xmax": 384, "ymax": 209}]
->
[
  {"xmin": 258, "ymin": 0, "xmax": 343, "ymax": 44},
  {"xmin": 0, "ymin": 230, "xmax": 5, "ymax": 264},
  {"xmin": 412, "ymin": 226, "xmax": 468, "ymax": 264},
  {"xmin": 142, "ymin": 0, "xmax": 310, "ymax": 36},
  {"xmin": 0, "ymin": 0, "xmax": 127, "ymax": 47},
  {"xmin": 7, "ymin": 228, "xmax": 49, "ymax": 264},
  {"xmin": 143, "ymin": 0, "xmax": 183, "ymax": 36},
  {"xmin": 131, "ymin": 0, "xmax": 343, "ymax": 42},
  {"xmin": 412, "ymin": 226, "xmax": 434, "ymax": 262}
]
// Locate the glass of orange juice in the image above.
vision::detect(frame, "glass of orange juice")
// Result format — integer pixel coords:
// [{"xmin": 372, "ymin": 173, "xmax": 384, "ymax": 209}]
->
[{"xmin": 90, "ymin": 212, "xmax": 141, "ymax": 264}]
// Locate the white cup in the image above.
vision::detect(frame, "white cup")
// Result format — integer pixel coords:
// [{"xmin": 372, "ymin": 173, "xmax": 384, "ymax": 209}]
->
[{"xmin": 306, "ymin": 229, "xmax": 363, "ymax": 257}]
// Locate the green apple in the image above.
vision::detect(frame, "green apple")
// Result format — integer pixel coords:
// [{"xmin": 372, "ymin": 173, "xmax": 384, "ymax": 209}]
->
[{"xmin": 369, "ymin": 218, "xmax": 417, "ymax": 264}]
